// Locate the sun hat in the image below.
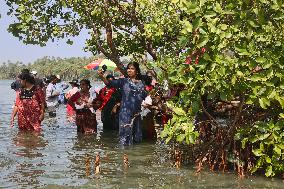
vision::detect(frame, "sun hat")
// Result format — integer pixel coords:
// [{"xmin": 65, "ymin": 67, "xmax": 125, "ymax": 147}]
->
[
  {"xmin": 31, "ymin": 70, "xmax": 37, "ymax": 75},
  {"xmin": 56, "ymin": 75, "xmax": 61, "ymax": 79},
  {"xmin": 69, "ymin": 79, "xmax": 79, "ymax": 86}
]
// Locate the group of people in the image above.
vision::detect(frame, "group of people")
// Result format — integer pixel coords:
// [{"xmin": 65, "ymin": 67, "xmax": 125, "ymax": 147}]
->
[{"xmin": 10, "ymin": 62, "xmax": 172, "ymax": 146}]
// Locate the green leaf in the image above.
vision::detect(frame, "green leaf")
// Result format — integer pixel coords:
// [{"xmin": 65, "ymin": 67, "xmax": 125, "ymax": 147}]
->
[
  {"xmin": 274, "ymin": 146, "xmax": 281, "ymax": 155},
  {"xmin": 258, "ymin": 133, "xmax": 270, "ymax": 140},
  {"xmin": 186, "ymin": 3, "xmax": 199, "ymax": 13},
  {"xmin": 265, "ymin": 156, "xmax": 271, "ymax": 163},
  {"xmin": 220, "ymin": 24, "xmax": 228, "ymax": 30},
  {"xmin": 250, "ymin": 166, "xmax": 259, "ymax": 173},
  {"xmin": 268, "ymin": 90, "xmax": 276, "ymax": 99},
  {"xmin": 176, "ymin": 134, "xmax": 186, "ymax": 142},
  {"xmin": 173, "ymin": 107, "xmax": 186, "ymax": 116},
  {"xmin": 207, "ymin": 92, "xmax": 216, "ymax": 99},
  {"xmin": 276, "ymin": 97, "xmax": 284, "ymax": 108},
  {"xmin": 256, "ymin": 57, "xmax": 266, "ymax": 63},
  {"xmin": 66, "ymin": 39, "xmax": 73, "ymax": 45},
  {"xmin": 236, "ymin": 71, "xmax": 244, "ymax": 77},
  {"xmin": 248, "ymin": 20, "xmax": 258, "ymax": 28},
  {"xmin": 265, "ymin": 165, "xmax": 273, "ymax": 177},
  {"xmin": 165, "ymin": 136, "xmax": 172, "ymax": 144},
  {"xmin": 259, "ymin": 98, "xmax": 267, "ymax": 109},
  {"xmin": 235, "ymin": 47, "xmax": 251, "ymax": 56},
  {"xmin": 181, "ymin": 20, "xmax": 193, "ymax": 33},
  {"xmin": 192, "ymin": 17, "xmax": 201, "ymax": 30},
  {"xmin": 252, "ymin": 148, "xmax": 263, "ymax": 156},
  {"xmin": 214, "ymin": 2, "xmax": 222, "ymax": 13},
  {"xmin": 188, "ymin": 133, "xmax": 197, "ymax": 144},
  {"xmin": 197, "ymin": 36, "xmax": 209, "ymax": 48},
  {"xmin": 191, "ymin": 101, "xmax": 200, "ymax": 114},
  {"xmin": 241, "ymin": 138, "xmax": 248, "ymax": 149},
  {"xmin": 220, "ymin": 92, "xmax": 227, "ymax": 101}
]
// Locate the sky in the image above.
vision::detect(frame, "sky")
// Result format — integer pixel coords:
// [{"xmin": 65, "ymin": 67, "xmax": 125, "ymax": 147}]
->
[{"xmin": 0, "ymin": 0, "xmax": 92, "ymax": 64}]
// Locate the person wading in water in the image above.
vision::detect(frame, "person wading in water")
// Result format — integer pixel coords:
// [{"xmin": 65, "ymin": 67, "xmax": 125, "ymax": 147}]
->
[{"xmin": 98, "ymin": 62, "xmax": 147, "ymax": 146}]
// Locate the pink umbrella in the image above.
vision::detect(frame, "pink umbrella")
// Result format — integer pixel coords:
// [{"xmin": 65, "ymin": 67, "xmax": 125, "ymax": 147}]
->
[
  {"xmin": 84, "ymin": 60, "xmax": 101, "ymax": 70},
  {"xmin": 84, "ymin": 59, "xmax": 117, "ymax": 71}
]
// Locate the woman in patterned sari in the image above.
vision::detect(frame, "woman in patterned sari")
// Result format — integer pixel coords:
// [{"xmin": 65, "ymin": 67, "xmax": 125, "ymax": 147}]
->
[
  {"xmin": 11, "ymin": 73, "xmax": 45, "ymax": 131},
  {"xmin": 98, "ymin": 62, "xmax": 147, "ymax": 145},
  {"xmin": 67, "ymin": 79, "xmax": 97, "ymax": 134}
]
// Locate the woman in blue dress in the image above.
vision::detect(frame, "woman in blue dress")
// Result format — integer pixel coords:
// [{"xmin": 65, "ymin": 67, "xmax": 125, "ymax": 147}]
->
[{"xmin": 98, "ymin": 62, "xmax": 147, "ymax": 145}]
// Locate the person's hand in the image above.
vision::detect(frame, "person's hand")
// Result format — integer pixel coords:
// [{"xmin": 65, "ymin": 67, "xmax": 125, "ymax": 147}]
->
[
  {"xmin": 52, "ymin": 91, "xmax": 60, "ymax": 96},
  {"xmin": 98, "ymin": 70, "xmax": 104, "ymax": 77},
  {"xmin": 84, "ymin": 103, "xmax": 92, "ymax": 108},
  {"xmin": 111, "ymin": 103, "xmax": 120, "ymax": 114},
  {"xmin": 111, "ymin": 106, "xmax": 117, "ymax": 114},
  {"xmin": 39, "ymin": 113, "xmax": 44, "ymax": 121},
  {"xmin": 10, "ymin": 118, "xmax": 14, "ymax": 128}
]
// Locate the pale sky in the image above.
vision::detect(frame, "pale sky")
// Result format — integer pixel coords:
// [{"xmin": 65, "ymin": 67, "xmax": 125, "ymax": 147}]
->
[{"xmin": 0, "ymin": 0, "xmax": 92, "ymax": 64}]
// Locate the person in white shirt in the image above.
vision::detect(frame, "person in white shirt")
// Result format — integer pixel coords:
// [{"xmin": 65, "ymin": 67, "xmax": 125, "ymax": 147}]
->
[
  {"xmin": 55, "ymin": 75, "xmax": 69, "ymax": 104},
  {"xmin": 46, "ymin": 75, "xmax": 60, "ymax": 117}
]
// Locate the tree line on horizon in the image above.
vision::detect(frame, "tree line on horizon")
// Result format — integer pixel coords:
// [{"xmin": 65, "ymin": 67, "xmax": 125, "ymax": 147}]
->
[{"xmin": 0, "ymin": 56, "xmax": 127, "ymax": 80}]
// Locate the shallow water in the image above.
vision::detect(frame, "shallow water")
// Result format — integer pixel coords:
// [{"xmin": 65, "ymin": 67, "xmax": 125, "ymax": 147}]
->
[{"xmin": 0, "ymin": 80, "xmax": 283, "ymax": 188}]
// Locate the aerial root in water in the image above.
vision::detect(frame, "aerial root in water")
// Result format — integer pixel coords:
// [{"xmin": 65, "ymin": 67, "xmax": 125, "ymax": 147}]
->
[
  {"xmin": 173, "ymin": 149, "xmax": 181, "ymax": 168},
  {"xmin": 85, "ymin": 155, "xmax": 91, "ymax": 177},
  {"xmin": 124, "ymin": 153, "xmax": 129, "ymax": 168},
  {"xmin": 95, "ymin": 153, "xmax": 101, "ymax": 174}
]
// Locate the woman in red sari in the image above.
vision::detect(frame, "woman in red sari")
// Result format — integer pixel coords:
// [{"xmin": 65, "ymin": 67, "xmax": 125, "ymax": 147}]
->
[
  {"xmin": 67, "ymin": 79, "xmax": 97, "ymax": 134},
  {"xmin": 11, "ymin": 73, "xmax": 45, "ymax": 131}
]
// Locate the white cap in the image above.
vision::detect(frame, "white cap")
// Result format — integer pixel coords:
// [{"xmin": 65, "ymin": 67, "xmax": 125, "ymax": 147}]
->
[
  {"xmin": 31, "ymin": 70, "xmax": 37, "ymax": 75},
  {"xmin": 56, "ymin": 75, "xmax": 61, "ymax": 79}
]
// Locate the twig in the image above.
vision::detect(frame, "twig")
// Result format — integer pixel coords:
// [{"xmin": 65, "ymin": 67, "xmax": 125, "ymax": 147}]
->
[
  {"xmin": 123, "ymin": 113, "xmax": 140, "ymax": 127},
  {"xmin": 230, "ymin": 95, "xmax": 245, "ymax": 129},
  {"xmin": 200, "ymin": 97, "xmax": 220, "ymax": 128}
]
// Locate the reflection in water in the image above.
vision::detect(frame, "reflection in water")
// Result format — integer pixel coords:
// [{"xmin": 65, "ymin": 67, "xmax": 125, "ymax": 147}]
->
[
  {"xmin": 8, "ymin": 131, "xmax": 47, "ymax": 187},
  {"xmin": 12, "ymin": 130, "xmax": 47, "ymax": 158},
  {"xmin": 68, "ymin": 133, "xmax": 99, "ymax": 179}
]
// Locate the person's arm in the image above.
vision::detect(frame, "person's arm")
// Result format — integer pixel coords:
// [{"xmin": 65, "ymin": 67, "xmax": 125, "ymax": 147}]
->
[
  {"xmin": 10, "ymin": 105, "xmax": 18, "ymax": 127},
  {"xmin": 46, "ymin": 85, "xmax": 59, "ymax": 98},
  {"xmin": 67, "ymin": 92, "xmax": 80, "ymax": 110},
  {"xmin": 62, "ymin": 82, "xmax": 69, "ymax": 90},
  {"xmin": 98, "ymin": 70, "xmax": 110, "ymax": 85},
  {"xmin": 11, "ymin": 92, "xmax": 20, "ymax": 127},
  {"xmin": 37, "ymin": 88, "xmax": 45, "ymax": 121},
  {"xmin": 98, "ymin": 70, "xmax": 125, "ymax": 90}
]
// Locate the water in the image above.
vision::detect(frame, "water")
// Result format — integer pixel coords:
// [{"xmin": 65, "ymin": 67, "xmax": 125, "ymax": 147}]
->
[{"xmin": 0, "ymin": 80, "xmax": 282, "ymax": 188}]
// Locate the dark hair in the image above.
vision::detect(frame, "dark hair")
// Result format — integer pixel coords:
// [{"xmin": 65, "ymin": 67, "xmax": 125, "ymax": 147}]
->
[
  {"xmin": 106, "ymin": 74, "xmax": 115, "ymax": 80},
  {"xmin": 127, "ymin": 62, "xmax": 142, "ymax": 80},
  {"xmin": 80, "ymin": 79, "xmax": 92, "ymax": 89},
  {"xmin": 21, "ymin": 69, "xmax": 30, "ymax": 74},
  {"xmin": 18, "ymin": 73, "xmax": 35, "ymax": 84},
  {"xmin": 48, "ymin": 75, "xmax": 57, "ymax": 81},
  {"xmin": 142, "ymin": 75, "xmax": 152, "ymax": 86}
]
